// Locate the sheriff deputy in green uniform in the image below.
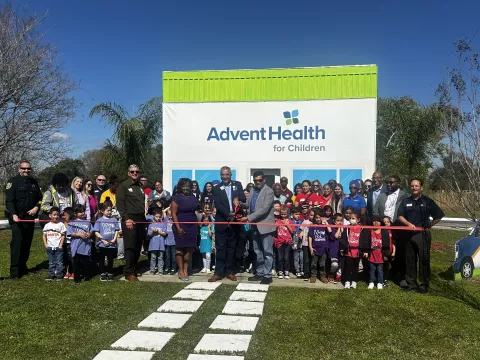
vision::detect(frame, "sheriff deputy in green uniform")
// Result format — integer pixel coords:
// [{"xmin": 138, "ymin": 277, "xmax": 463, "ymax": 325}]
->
[
  {"xmin": 5, "ymin": 161, "xmax": 43, "ymax": 279},
  {"xmin": 116, "ymin": 164, "xmax": 147, "ymax": 281}
]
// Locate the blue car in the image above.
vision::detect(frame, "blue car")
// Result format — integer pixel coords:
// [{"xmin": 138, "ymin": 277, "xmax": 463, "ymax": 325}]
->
[{"xmin": 454, "ymin": 226, "xmax": 480, "ymax": 279}]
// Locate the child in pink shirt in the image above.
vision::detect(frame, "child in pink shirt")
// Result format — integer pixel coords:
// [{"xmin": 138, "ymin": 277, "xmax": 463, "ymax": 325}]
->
[{"xmin": 274, "ymin": 206, "xmax": 294, "ymax": 279}]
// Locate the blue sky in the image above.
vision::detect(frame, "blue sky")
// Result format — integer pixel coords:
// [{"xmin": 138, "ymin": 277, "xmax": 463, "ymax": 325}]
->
[{"xmin": 12, "ymin": 0, "xmax": 480, "ymax": 156}]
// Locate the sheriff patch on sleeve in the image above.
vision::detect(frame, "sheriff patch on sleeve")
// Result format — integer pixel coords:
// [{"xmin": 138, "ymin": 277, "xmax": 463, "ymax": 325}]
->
[{"xmin": 6, "ymin": 183, "xmax": 12, "ymax": 190}]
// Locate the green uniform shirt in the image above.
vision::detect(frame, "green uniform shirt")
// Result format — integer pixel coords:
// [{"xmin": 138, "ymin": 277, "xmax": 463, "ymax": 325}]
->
[
  {"xmin": 116, "ymin": 178, "xmax": 145, "ymax": 219},
  {"xmin": 5, "ymin": 174, "xmax": 43, "ymax": 218}
]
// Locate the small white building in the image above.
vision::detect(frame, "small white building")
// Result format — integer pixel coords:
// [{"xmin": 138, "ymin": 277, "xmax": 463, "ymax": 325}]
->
[{"xmin": 162, "ymin": 65, "xmax": 377, "ymax": 192}]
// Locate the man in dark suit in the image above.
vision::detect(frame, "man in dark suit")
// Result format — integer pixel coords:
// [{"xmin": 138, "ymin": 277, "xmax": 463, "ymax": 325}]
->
[
  {"xmin": 366, "ymin": 171, "xmax": 388, "ymax": 218},
  {"xmin": 209, "ymin": 166, "xmax": 246, "ymax": 282}
]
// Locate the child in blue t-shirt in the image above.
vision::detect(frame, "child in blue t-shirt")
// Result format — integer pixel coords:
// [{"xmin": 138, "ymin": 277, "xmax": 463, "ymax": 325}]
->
[
  {"xmin": 147, "ymin": 208, "xmax": 167, "ymax": 275},
  {"xmin": 290, "ymin": 207, "xmax": 304, "ymax": 277},
  {"xmin": 199, "ymin": 215, "xmax": 214, "ymax": 274},
  {"xmin": 93, "ymin": 204, "xmax": 120, "ymax": 281},
  {"xmin": 67, "ymin": 204, "xmax": 92, "ymax": 283},
  {"xmin": 163, "ymin": 209, "xmax": 176, "ymax": 275}
]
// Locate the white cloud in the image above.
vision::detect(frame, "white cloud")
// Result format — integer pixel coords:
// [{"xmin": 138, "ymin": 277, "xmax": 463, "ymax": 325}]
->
[{"xmin": 50, "ymin": 132, "xmax": 70, "ymax": 141}]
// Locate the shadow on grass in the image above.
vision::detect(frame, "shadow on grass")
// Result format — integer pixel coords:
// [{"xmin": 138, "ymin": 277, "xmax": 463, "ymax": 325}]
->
[
  {"xmin": 431, "ymin": 275, "xmax": 480, "ymax": 311},
  {"xmin": 437, "ymin": 265, "xmax": 455, "ymax": 281}
]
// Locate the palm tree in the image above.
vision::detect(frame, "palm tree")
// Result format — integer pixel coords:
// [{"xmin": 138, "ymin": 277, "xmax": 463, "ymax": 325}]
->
[{"xmin": 89, "ymin": 97, "xmax": 162, "ymax": 169}]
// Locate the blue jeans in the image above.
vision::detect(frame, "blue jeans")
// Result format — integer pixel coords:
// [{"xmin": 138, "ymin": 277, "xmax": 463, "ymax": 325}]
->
[
  {"xmin": 165, "ymin": 245, "xmax": 176, "ymax": 270},
  {"xmin": 369, "ymin": 262, "xmax": 384, "ymax": 283},
  {"xmin": 150, "ymin": 250, "xmax": 165, "ymax": 271},
  {"xmin": 294, "ymin": 250, "xmax": 303, "ymax": 273},
  {"xmin": 252, "ymin": 227, "xmax": 274, "ymax": 278},
  {"xmin": 46, "ymin": 247, "xmax": 64, "ymax": 278}
]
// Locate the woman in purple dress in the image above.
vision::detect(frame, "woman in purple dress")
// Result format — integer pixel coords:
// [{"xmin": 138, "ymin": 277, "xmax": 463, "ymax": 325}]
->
[{"xmin": 171, "ymin": 178, "xmax": 199, "ymax": 280}]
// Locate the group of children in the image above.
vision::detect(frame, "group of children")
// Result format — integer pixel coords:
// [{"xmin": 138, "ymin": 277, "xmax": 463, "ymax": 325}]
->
[{"xmin": 273, "ymin": 204, "xmax": 395, "ymax": 289}]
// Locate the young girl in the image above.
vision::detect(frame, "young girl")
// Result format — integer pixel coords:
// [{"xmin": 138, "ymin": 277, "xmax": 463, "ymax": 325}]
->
[
  {"xmin": 273, "ymin": 201, "xmax": 282, "ymax": 218},
  {"xmin": 199, "ymin": 215, "xmax": 214, "ymax": 274},
  {"xmin": 93, "ymin": 204, "xmax": 120, "ymax": 281},
  {"xmin": 323, "ymin": 205, "xmax": 334, "ymax": 220},
  {"xmin": 163, "ymin": 209, "xmax": 177, "ymax": 275},
  {"xmin": 382, "ymin": 216, "xmax": 396, "ymax": 287},
  {"xmin": 308, "ymin": 208, "xmax": 330, "ymax": 283},
  {"xmin": 328, "ymin": 213, "xmax": 345, "ymax": 284},
  {"xmin": 340, "ymin": 212, "xmax": 362, "ymax": 289},
  {"xmin": 274, "ymin": 206, "xmax": 294, "ymax": 279},
  {"xmin": 361, "ymin": 216, "xmax": 391, "ymax": 290},
  {"xmin": 291, "ymin": 207, "xmax": 304, "ymax": 278},
  {"xmin": 300, "ymin": 208, "xmax": 314, "ymax": 281},
  {"xmin": 147, "ymin": 208, "xmax": 168, "ymax": 275},
  {"xmin": 67, "ymin": 205, "xmax": 92, "ymax": 283},
  {"xmin": 62, "ymin": 207, "xmax": 74, "ymax": 279},
  {"xmin": 343, "ymin": 206, "xmax": 354, "ymax": 226}
]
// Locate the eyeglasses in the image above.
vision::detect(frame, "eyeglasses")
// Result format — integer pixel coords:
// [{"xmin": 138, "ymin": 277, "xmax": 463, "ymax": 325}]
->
[
  {"xmin": 97, "ymin": 179, "xmax": 106, "ymax": 182},
  {"xmin": 20, "ymin": 167, "xmax": 32, "ymax": 170},
  {"xmin": 254, "ymin": 178, "xmax": 264, "ymax": 183}
]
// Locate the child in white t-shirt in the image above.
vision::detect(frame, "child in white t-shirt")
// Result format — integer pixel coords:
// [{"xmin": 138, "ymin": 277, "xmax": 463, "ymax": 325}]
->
[{"xmin": 42, "ymin": 206, "xmax": 67, "ymax": 280}]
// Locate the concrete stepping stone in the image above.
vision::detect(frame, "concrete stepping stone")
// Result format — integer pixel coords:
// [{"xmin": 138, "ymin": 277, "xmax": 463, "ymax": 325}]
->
[
  {"xmin": 195, "ymin": 334, "xmax": 252, "ymax": 354},
  {"xmin": 209, "ymin": 315, "xmax": 259, "ymax": 332},
  {"xmin": 138, "ymin": 312, "xmax": 191, "ymax": 329},
  {"xmin": 186, "ymin": 282, "xmax": 222, "ymax": 291},
  {"xmin": 158, "ymin": 300, "xmax": 203, "ymax": 313},
  {"xmin": 236, "ymin": 283, "xmax": 269, "ymax": 292},
  {"xmin": 222, "ymin": 301, "xmax": 264, "ymax": 316},
  {"xmin": 229, "ymin": 291, "xmax": 266, "ymax": 302},
  {"xmin": 173, "ymin": 289, "xmax": 214, "ymax": 301},
  {"xmin": 187, "ymin": 355, "xmax": 244, "ymax": 360},
  {"xmin": 111, "ymin": 330, "xmax": 175, "ymax": 351},
  {"xmin": 93, "ymin": 350, "xmax": 154, "ymax": 360}
]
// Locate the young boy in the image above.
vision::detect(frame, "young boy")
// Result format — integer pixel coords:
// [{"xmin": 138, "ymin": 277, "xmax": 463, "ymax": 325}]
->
[
  {"xmin": 62, "ymin": 207, "xmax": 74, "ymax": 279},
  {"xmin": 67, "ymin": 205, "xmax": 92, "ymax": 283},
  {"xmin": 163, "ymin": 209, "xmax": 177, "ymax": 275},
  {"xmin": 147, "ymin": 208, "xmax": 168, "ymax": 275},
  {"xmin": 300, "ymin": 208, "xmax": 314, "ymax": 281},
  {"xmin": 93, "ymin": 204, "xmax": 120, "ymax": 281},
  {"xmin": 290, "ymin": 207, "xmax": 303, "ymax": 277},
  {"xmin": 308, "ymin": 208, "xmax": 330, "ymax": 283},
  {"xmin": 43, "ymin": 206, "xmax": 67, "ymax": 280}
]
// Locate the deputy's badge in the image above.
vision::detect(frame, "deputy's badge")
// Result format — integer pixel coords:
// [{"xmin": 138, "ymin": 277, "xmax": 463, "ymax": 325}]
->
[
  {"xmin": 233, "ymin": 185, "xmax": 237, "ymax": 191},
  {"xmin": 140, "ymin": 188, "xmax": 144, "ymax": 194},
  {"xmin": 6, "ymin": 183, "xmax": 12, "ymax": 190},
  {"xmin": 128, "ymin": 188, "xmax": 133, "ymax": 192},
  {"xmin": 220, "ymin": 186, "xmax": 225, "ymax": 191}
]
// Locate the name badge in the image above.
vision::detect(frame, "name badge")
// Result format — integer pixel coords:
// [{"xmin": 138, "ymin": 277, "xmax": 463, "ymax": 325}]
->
[
  {"xmin": 233, "ymin": 185, "xmax": 237, "ymax": 191},
  {"xmin": 128, "ymin": 188, "xmax": 133, "ymax": 192},
  {"xmin": 406, "ymin": 203, "xmax": 412, "ymax": 207},
  {"xmin": 220, "ymin": 186, "xmax": 225, "ymax": 190}
]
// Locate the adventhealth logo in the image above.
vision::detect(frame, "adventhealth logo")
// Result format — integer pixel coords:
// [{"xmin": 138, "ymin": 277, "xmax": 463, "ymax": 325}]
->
[
  {"xmin": 206, "ymin": 110, "xmax": 325, "ymax": 141},
  {"xmin": 283, "ymin": 110, "xmax": 299, "ymax": 125}
]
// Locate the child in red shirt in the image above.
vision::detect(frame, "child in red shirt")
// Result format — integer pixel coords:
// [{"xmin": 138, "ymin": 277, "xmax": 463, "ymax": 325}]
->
[
  {"xmin": 382, "ymin": 216, "xmax": 396, "ymax": 287},
  {"xmin": 274, "ymin": 206, "xmax": 294, "ymax": 279},
  {"xmin": 340, "ymin": 212, "xmax": 362, "ymax": 289},
  {"xmin": 361, "ymin": 216, "xmax": 391, "ymax": 290}
]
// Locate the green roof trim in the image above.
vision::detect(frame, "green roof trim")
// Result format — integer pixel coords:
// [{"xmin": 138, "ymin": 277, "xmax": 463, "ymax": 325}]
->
[{"xmin": 163, "ymin": 65, "xmax": 377, "ymax": 103}]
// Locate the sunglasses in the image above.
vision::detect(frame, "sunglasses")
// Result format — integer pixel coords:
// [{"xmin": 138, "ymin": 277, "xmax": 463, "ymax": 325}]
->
[
  {"xmin": 20, "ymin": 167, "xmax": 32, "ymax": 170},
  {"xmin": 254, "ymin": 178, "xmax": 264, "ymax": 183},
  {"xmin": 313, "ymin": 184, "xmax": 320, "ymax": 187},
  {"xmin": 130, "ymin": 171, "xmax": 140, "ymax": 174},
  {"xmin": 97, "ymin": 179, "xmax": 106, "ymax": 182}
]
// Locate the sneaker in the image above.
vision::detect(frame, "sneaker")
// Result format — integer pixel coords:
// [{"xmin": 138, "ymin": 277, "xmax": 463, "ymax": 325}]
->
[
  {"xmin": 278, "ymin": 272, "xmax": 284, "ymax": 279},
  {"xmin": 157, "ymin": 271, "xmax": 163, "ymax": 276},
  {"xmin": 149, "ymin": 270, "xmax": 156, "ymax": 275},
  {"xmin": 107, "ymin": 273, "xmax": 115, "ymax": 281},
  {"xmin": 117, "ymin": 255, "xmax": 124, "ymax": 260},
  {"xmin": 212, "ymin": 265, "xmax": 216, "ymax": 270},
  {"xmin": 248, "ymin": 275, "xmax": 263, "ymax": 282},
  {"xmin": 284, "ymin": 272, "xmax": 290, "ymax": 279},
  {"xmin": 344, "ymin": 281, "xmax": 351, "ymax": 289},
  {"xmin": 300, "ymin": 272, "xmax": 304, "ymax": 277},
  {"xmin": 64, "ymin": 273, "xmax": 71, "ymax": 279},
  {"xmin": 303, "ymin": 275, "xmax": 309, "ymax": 281},
  {"xmin": 368, "ymin": 282, "xmax": 374, "ymax": 289},
  {"xmin": 351, "ymin": 281, "xmax": 357, "ymax": 289},
  {"xmin": 320, "ymin": 275, "xmax": 328, "ymax": 284},
  {"xmin": 310, "ymin": 276, "xmax": 317, "ymax": 283},
  {"xmin": 206, "ymin": 269, "xmax": 212, "ymax": 274},
  {"xmin": 260, "ymin": 277, "xmax": 272, "ymax": 285},
  {"xmin": 383, "ymin": 280, "xmax": 389, "ymax": 287},
  {"xmin": 272, "ymin": 269, "xmax": 276, "ymax": 276},
  {"xmin": 200, "ymin": 268, "xmax": 207, "ymax": 273},
  {"xmin": 328, "ymin": 276, "xmax": 334, "ymax": 283},
  {"xmin": 399, "ymin": 280, "xmax": 408, "ymax": 288},
  {"xmin": 164, "ymin": 268, "xmax": 170, "ymax": 274},
  {"xmin": 377, "ymin": 283, "xmax": 383, "ymax": 290},
  {"xmin": 334, "ymin": 274, "xmax": 341, "ymax": 284},
  {"xmin": 100, "ymin": 273, "xmax": 108, "ymax": 281},
  {"xmin": 417, "ymin": 286, "xmax": 428, "ymax": 294},
  {"xmin": 69, "ymin": 273, "xmax": 75, "ymax": 280},
  {"xmin": 170, "ymin": 270, "xmax": 176, "ymax": 275}
]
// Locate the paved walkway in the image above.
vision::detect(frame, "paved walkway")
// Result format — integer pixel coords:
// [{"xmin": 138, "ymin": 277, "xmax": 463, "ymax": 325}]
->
[{"xmin": 93, "ymin": 281, "xmax": 270, "ymax": 360}]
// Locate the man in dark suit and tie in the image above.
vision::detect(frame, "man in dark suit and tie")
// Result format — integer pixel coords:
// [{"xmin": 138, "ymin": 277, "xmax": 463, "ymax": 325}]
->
[
  {"xmin": 367, "ymin": 171, "xmax": 388, "ymax": 218},
  {"xmin": 209, "ymin": 166, "xmax": 246, "ymax": 282}
]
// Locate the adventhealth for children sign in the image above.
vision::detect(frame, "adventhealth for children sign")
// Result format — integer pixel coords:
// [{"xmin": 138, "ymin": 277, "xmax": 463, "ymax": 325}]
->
[{"xmin": 162, "ymin": 66, "xmax": 377, "ymax": 191}]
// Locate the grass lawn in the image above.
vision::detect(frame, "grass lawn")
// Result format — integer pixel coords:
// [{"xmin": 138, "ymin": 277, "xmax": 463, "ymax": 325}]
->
[{"xmin": 1, "ymin": 229, "xmax": 480, "ymax": 360}]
